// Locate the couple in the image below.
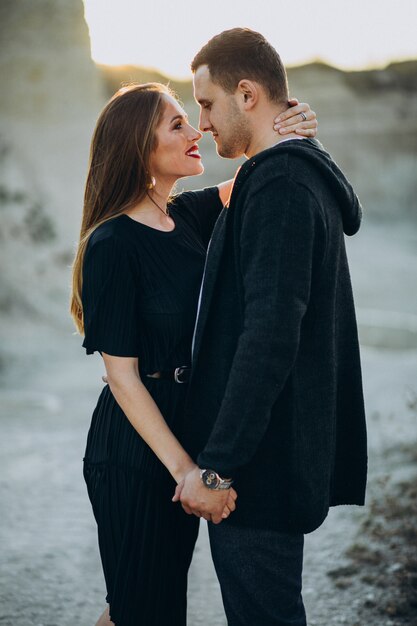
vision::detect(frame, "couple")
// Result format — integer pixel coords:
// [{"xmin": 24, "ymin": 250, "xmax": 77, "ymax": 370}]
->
[{"xmin": 71, "ymin": 28, "xmax": 367, "ymax": 626}]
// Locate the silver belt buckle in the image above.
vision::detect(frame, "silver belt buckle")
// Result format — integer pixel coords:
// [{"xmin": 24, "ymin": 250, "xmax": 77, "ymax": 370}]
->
[{"xmin": 174, "ymin": 366, "xmax": 187, "ymax": 384}]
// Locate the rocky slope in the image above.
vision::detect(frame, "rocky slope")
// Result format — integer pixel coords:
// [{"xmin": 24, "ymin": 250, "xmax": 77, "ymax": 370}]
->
[
  {"xmin": 0, "ymin": 0, "xmax": 415, "ymax": 356},
  {"xmin": 99, "ymin": 60, "xmax": 417, "ymax": 224},
  {"xmin": 0, "ymin": 0, "xmax": 104, "ymax": 324}
]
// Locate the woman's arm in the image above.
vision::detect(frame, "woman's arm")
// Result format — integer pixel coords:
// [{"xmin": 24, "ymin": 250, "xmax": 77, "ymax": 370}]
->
[
  {"xmin": 274, "ymin": 98, "xmax": 318, "ymax": 136},
  {"xmin": 103, "ymin": 353, "xmax": 237, "ymax": 520},
  {"xmin": 103, "ymin": 352, "xmax": 196, "ymax": 483},
  {"xmin": 217, "ymin": 180, "xmax": 235, "ymax": 206}
]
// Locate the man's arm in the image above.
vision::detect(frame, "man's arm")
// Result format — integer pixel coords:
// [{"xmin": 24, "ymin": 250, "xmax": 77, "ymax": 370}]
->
[
  {"xmin": 197, "ymin": 174, "xmax": 325, "ymax": 477},
  {"xmin": 173, "ymin": 467, "xmax": 238, "ymax": 524}
]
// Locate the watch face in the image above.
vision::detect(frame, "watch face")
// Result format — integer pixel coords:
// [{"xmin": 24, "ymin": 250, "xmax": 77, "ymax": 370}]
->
[{"xmin": 202, "ymin": 469, "xmax": 220, "ymax": 490}]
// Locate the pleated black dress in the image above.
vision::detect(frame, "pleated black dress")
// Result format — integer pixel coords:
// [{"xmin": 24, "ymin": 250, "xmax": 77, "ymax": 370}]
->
[{"xmin": 81, "ymin": 187, "xmax": 223, "ymax": 626}]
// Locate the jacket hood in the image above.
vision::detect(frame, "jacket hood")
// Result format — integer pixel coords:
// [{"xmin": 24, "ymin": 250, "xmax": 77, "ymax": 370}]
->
[{"xmin": 242, "ymin": 138, "xmax": 363, "ymax": 236}]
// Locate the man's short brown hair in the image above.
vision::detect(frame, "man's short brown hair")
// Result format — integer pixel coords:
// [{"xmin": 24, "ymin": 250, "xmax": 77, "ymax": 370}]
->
[{"xmin": 191, "ymin": 28, "xmax": 289, "ymax": 104}]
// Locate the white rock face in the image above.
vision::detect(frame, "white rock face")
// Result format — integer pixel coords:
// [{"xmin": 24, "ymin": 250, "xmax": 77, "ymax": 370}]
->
[
  {"xmin": 179, "ymin": 62, "xmax": 417, "ymax": 225},
  {"xmin": 0, "ymin": 0, "xmax": 105, "ymax": 322},
  {"xmin": 1, "ymin": 2, "xmax": 416, "ymax": 342},
  {"xmin": 287, "ymin": 64, "xmax": 417, "ymax": 224}
]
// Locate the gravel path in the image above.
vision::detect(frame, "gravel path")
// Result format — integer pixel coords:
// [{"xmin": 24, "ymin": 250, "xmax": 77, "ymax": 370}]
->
[{"xmin": 1, "ymin": 220, "xmax": 416, "ymax": 625}]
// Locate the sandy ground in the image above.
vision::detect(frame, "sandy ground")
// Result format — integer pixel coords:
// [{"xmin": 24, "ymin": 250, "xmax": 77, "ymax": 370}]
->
[{"xmin": 0, "ymin": 218, "xmax": 416, "ymax": 626}]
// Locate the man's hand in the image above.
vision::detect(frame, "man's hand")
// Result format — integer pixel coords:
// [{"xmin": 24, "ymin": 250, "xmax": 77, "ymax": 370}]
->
[{"xmin": 172, "ymin": 467, "xmax": 237, "ymax": 524}]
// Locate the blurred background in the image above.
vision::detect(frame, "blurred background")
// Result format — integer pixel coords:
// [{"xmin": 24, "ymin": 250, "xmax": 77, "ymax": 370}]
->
[{"xmin": 0, "ymin": 1, "xmax": 416, "ymax": 624}]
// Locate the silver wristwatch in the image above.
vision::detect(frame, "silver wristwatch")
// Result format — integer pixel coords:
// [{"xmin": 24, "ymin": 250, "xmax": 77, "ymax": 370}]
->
[{"xmin": 200, "ymin": 468, "xmax": 233, "ymax": 490}]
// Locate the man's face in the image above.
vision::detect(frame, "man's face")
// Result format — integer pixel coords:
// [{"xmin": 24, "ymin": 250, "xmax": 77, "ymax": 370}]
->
[{"xmin": 193, "ymin": 65, "xmax": 251, "ymax": 159}]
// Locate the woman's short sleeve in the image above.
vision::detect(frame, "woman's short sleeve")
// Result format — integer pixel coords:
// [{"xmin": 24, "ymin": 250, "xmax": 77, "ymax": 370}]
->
[
  {"xmin": 170, "ymin": 186, "xmax": 223, "ymax": 247},
  {"xmin": 82, "ymin": 234, "xmax": 140, "ymax": 357}
]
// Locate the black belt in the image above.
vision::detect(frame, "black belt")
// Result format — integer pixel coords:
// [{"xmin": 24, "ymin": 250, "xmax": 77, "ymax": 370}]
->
[{"xmin": 146, "ymin": 366, "xmax": 191, "ymax": 384}]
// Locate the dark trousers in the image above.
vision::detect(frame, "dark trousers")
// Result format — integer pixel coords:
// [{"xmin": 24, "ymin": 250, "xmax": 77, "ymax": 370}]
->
[{"xmin": 208, "ymin": 522, "xmax": 306, "ymax": 626}]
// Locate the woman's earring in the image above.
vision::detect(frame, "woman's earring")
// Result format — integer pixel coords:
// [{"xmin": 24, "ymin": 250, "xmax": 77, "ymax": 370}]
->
[{"xmin": 147, "ymin": 176, "xmax": 156, "ymax": 190}]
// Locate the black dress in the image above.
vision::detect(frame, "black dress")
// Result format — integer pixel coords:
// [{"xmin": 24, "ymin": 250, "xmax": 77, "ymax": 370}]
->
[{"xmin": 81, "ymin": 187, "xmax": 223, "ymax": 626}]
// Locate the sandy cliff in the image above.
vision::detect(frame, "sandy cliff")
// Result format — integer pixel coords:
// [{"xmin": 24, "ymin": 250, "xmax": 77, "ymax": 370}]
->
[
  {"xmin": 0, "ymin": 0, "xmax": 104, "ymax": 323},
  {"xmin": 100, "ymin": 60, "xmax": 417, "ymax": 222},
  {"xmin": 0, "ymin": 0, "xmax": 415, "ymax": 343},
  {"xmin": 289, "ymin": 61, "xmax": 417, "ymax": 223}
]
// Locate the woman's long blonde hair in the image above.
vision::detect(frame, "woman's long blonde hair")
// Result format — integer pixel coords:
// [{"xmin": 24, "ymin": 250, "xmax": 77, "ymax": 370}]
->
[{"xmin": 70, "ymin": 82, "xmax": 171, "ymax": 334}]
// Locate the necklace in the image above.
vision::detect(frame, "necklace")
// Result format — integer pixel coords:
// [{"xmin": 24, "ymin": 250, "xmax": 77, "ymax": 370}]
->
[{"xmin": 147, "ymin": 192, "xmax": 170, "ymax": 217}]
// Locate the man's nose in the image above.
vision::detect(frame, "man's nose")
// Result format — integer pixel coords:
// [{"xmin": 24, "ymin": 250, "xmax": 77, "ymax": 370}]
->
[{"xmin": 199, "ymin": 110, "xmax": 211, "ymax": 133}]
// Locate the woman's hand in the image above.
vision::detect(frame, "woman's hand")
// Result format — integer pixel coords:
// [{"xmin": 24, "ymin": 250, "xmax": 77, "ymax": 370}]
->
[
  {"xmin": 221, "ymin": 488, "xmax": 238, "ymax": 519},
  {"xmin": 274, "ymin": 98, "xmax": 318, "ymax": 137}
]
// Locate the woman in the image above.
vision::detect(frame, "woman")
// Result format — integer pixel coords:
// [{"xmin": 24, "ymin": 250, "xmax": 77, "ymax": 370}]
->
[{"xmin": 70, "ymin": 83, "xmax": 317, "ymax": 626}]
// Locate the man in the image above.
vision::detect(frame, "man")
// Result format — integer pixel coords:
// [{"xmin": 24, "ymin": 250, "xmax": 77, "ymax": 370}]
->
[{"xmin": 175, "ymin": 28, "xmax": 367, "ymax": 625}]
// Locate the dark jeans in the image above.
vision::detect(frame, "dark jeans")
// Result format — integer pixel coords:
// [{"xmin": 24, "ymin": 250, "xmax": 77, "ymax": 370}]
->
[{"xmin": 208, "ymin": 522, "xmax": 306, "ymax": 626}]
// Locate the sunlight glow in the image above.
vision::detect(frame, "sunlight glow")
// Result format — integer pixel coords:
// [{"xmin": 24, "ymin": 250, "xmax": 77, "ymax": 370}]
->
[{"xmin": 83, "ymin": 0, "xmax": 417, "ymax": 78}]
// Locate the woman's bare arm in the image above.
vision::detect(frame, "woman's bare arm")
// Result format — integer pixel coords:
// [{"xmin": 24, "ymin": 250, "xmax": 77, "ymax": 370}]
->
[
  {"xmin": 102, "ymin": 353, "xmax": 196, "ymax": 484},
  {"xmin": 274, "ymin": 98, "xmax": 318, "ymax": 136},
  {"xmin": 102, "ymin": 352, "xmax": 237, "ymax": 520},
  {"xmin": 217, "ymin": 180, "xmax": 234, "ymax": 205}
]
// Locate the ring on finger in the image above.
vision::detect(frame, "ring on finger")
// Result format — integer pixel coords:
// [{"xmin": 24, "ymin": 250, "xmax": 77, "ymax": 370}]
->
[{"xmin": 300, "ymin": 112, "xmax": 307, "ymax": 121}]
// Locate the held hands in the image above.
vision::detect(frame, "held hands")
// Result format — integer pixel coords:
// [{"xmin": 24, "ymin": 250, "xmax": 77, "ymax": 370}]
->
[
  {"xmin": 172, "ymin": 466, "xmax": 237, "ymax": 524},
  {"xmin": 274, "ymin": 98, "xmax": 317, "ymax": 136}
]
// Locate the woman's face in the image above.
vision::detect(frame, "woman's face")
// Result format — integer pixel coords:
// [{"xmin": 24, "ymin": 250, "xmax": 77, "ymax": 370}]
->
[{"xmin": 149, "ymin": 94, "xmax": 204, "ymax": 183}]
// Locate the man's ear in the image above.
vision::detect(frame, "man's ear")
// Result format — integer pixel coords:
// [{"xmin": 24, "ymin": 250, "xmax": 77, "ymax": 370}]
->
[{"xmin": 237, "ymin": 80, "xmax": 258, "ymax": 110}]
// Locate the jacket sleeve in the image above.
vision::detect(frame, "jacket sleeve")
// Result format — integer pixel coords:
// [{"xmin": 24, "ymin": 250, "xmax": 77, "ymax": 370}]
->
[{"xmin": 197, "ymin": 175, "xmax": 325, "ymax": 476}]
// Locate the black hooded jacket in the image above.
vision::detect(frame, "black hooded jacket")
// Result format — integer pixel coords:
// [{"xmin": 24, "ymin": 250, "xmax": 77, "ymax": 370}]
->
[{"xmin": 182, "ymin": 138, "xmax": 367, "ymax": 534}]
